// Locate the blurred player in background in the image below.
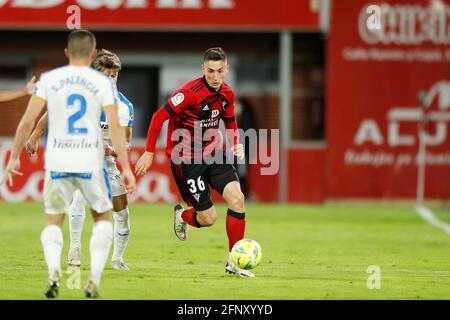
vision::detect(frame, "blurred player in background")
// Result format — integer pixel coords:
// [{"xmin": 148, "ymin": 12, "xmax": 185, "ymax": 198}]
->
[
  {"xmin": 0, "ymin": 76, "xmax": 36, "ymax": 102},
  {"xmin": 135, "ymin": 47, "xmax": 255, "ymax": 277},
  {"xmin": 27, "ymin": 49, "xmax": 135, "ymax": 271},
  {"xmin": 1, "ymin": 30, "xmax": 136, "ymax": 298}
]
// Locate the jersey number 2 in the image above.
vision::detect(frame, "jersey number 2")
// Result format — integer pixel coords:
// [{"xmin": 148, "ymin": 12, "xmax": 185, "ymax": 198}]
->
[{"xmin": 67, "ymin": 94, "xmax": 88, "ymax": 135}]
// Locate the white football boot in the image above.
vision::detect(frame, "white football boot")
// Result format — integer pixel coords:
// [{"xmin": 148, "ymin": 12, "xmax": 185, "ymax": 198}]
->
[
  {"xmin": 225, "ymin": 254, "xmax": 255, "ymax": 278},
  {"xmin": 112, "ymin": 260, "xmax": 130, "ymax": 271},
  {"xmin": 173, "ymin": 204, "xmax": 188, "ymax": 241},
  {"xmin": 67, "ymin": 246, "xmax": 81, "ymax": 267}
]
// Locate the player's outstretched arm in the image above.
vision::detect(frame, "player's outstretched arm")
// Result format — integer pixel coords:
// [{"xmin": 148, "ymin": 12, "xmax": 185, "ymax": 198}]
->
[
  {"xmin": 25, "ymin": 111, "xmax": 48, "ymax": 156},
  {"xmin": 135, "ymin": 106, "xmax": 170, "ymax": 176},
  {"xmin": 104, "ymin": 105, "xmax": 136, "ymax": 194},
  {"xmin": 1, "ymin": 96, "xmax": 46, "ymax": 186},
  {"xmin": 0, "ymin": 76, "xmax": 36, "ymax": 103},
  {"xmin": 135, "ymin": 151, "xmax": 154, "ymax": 177}
]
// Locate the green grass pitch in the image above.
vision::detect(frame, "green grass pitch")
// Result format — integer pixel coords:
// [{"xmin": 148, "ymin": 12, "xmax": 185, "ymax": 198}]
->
[{"xmin": 1, "ymin": 201, "xmax": 450, "ymax": 300}]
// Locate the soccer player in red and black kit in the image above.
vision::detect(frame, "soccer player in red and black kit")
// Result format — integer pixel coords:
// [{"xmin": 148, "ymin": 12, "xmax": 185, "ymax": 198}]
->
[{"xmin": 135, "ymin": 47, "xmax": 254, "ymax": 277}]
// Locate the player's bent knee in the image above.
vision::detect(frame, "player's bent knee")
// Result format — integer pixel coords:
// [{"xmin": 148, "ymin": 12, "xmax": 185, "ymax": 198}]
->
[
  {"xmin": 210, "ymin": 212, "xmax": 218, "ymax": 225},
  {"xmin": 112, "ymin": 194, "xmax": 128, "ymax": 212},
  {"xmin": 204, "ymin": 215, "xmax": 217, "ymax": 226},
  {"xmin": 228, "ymin": 192, "xmax": 245, "ymax": 212},
  {"xmin": 91, "ymin": 210, "xmax": 110, "ymax": 222},
  {"xmin": 202, "ymin": 216, "xmax": 217, "ymax": 226},
  {"xmin": 197, "ymin": 210, "xmax": 218, "ymax": 227}
]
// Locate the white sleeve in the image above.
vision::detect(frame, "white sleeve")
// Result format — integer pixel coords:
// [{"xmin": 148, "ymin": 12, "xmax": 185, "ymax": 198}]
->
[
  {"xmin": 101, "ymin": 76, "xmax": 118, "ymax": 108},
  {"xmin": 118, "ymin": 105, "xmax": 131, "ymax": 127},
  {"xmin": 33, "ymin": 74, "xmax": 47, "ymax": 101}
]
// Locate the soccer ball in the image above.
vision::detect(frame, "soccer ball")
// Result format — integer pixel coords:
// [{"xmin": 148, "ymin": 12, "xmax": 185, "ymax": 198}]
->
[{"xmin": 230, "ymin": 239, "xmax": 262, "ymax": 270}]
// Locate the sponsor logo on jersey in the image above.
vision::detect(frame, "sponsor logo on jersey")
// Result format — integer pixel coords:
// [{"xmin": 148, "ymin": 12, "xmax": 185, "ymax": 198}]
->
[
  {"xmin": 52, "ymin": 138, "xmax": 100, "ymax": 150},
  {"xmin": 202, "ymin": 104, "xmax": 210, "ymax": 111},
  {"xmin": 200, "ymin": 118, "xmax": 219, "ymax": 128},
  {"xmin": 211, "ymin": 110, "xmax": 220, "ymax": 118},
  {"xmin": 171, "ymin": 93, "xmax": 185, "ymax": 107},
  {"xmin": 193, "ymin": 193, "xmax": 201, "ymax": 202}
]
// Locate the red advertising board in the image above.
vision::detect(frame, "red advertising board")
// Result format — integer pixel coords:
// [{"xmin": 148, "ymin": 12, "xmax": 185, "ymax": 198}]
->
[
  {"xmin": 326, "ymin": 0, "xmax": 450, "ymax": 198},
  {"xmin": 0, "ymin": 140, "xmax": 324, "ymax": 203},
  {"xmin": 0, "ymin": 0, "xmax": 320, "ymax": 30},
  {"xmin": 0, "ymin": 141, "xmax": 251, "ymax": 203},
  {"xmin": 0, "ymin": 141, "xmax": 183, "ymax": 203}
]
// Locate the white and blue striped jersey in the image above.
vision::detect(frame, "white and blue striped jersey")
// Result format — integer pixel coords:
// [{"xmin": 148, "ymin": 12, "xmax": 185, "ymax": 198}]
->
[
  {"xmin": 100, "ymin": 91, "xmax": 134, "ymax": 167},
  {"xmin": 34, "ymin": 65, "xmax": 118, "ymax": 173}
]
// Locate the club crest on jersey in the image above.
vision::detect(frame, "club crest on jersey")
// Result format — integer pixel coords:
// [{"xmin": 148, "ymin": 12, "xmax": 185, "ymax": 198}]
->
[{"xmin": 171, "ymin": 93, "xmax": 185, "ymax": 107}]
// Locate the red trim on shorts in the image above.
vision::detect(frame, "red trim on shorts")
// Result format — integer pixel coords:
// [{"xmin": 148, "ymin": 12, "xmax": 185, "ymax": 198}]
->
[{"xmin": 210, "ymin": 168, "xmax": 235, "ymax": 185}]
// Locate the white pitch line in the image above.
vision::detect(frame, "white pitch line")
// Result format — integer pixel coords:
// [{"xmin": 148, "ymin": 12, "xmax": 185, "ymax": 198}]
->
[{"xmin": 415, "ymin": 205, "xmax": 450, "ymax": 235}]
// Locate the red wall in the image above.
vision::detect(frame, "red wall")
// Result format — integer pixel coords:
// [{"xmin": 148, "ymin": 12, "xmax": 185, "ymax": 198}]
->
[
  {"xmin": 0, "ymin": 143, "xmax": 183, "ymax": 203},
  {"xmin": 0, "ymin": 141, "xmax": 325, "ymax": 203},
  {"xmin": 288, "ymin": 148, "xmax": 325, "ymax": 202},
  {"xmin": 248, "ymin": 147, "xmax": 326, "ymax": 203},
  {"xmin": 325, "ymin": 0, "xmax": 450, "ymax": 199}
]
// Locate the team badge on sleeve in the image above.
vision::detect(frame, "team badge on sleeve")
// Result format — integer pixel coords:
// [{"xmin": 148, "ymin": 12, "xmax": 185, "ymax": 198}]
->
[{"xmin": 171, "ymin": 92, "xmax": 185, "ymax": 107}]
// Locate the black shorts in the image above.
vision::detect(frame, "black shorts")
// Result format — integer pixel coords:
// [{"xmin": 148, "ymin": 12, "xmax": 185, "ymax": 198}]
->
[{"xmin": 170, "ymin": 161, "xmax": 239, "ymax": 211}]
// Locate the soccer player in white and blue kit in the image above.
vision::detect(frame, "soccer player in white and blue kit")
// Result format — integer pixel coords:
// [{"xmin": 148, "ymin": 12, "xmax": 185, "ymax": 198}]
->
[
  {"xmin": 69, "ymin": 50, "xmax": 135, "ymax": 271},
  {"xmin": 27, "ymin": 50, "xmax": 135, "ymax": 271},
  {"xmin": 1, "ymin": 30, "xmax": 136, "ymax": 299}
]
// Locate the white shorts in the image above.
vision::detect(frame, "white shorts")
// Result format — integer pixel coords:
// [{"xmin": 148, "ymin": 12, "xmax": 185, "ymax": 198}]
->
[
  {"xmin": 43, "ymin": 169, "xmax": 113, "ymax": 215},
  {"xmin": 106, "ymin": 163, "xmax": 127, "ymax": 197}
]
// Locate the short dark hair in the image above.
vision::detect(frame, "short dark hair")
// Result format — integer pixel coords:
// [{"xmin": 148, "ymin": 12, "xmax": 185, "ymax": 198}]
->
[
  {"xmin": 67, "ymin": 29, "xmax": 96, "ymax": 58},
  {"xmin": 203, "ymin": 47, "xmax": 227, "ymax": 62},
  {"xmin": 92, "ymin": 49, "xmax": 122, "ymax": 71}
]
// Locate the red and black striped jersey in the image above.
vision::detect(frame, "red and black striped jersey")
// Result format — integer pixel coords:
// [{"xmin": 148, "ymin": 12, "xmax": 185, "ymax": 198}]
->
[{"xmin": 163, "ymin": 76, "xmax": 236, "ymax": 160}]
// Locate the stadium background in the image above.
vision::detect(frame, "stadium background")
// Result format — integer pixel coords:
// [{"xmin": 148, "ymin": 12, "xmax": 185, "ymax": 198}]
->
[
  {"xmin": 2, "ymin": 0, "xmax": 450, "ymax": 302},
  {"xmin": 0, "ymin": 0, "xmax": 449, "ymax": 204}
]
